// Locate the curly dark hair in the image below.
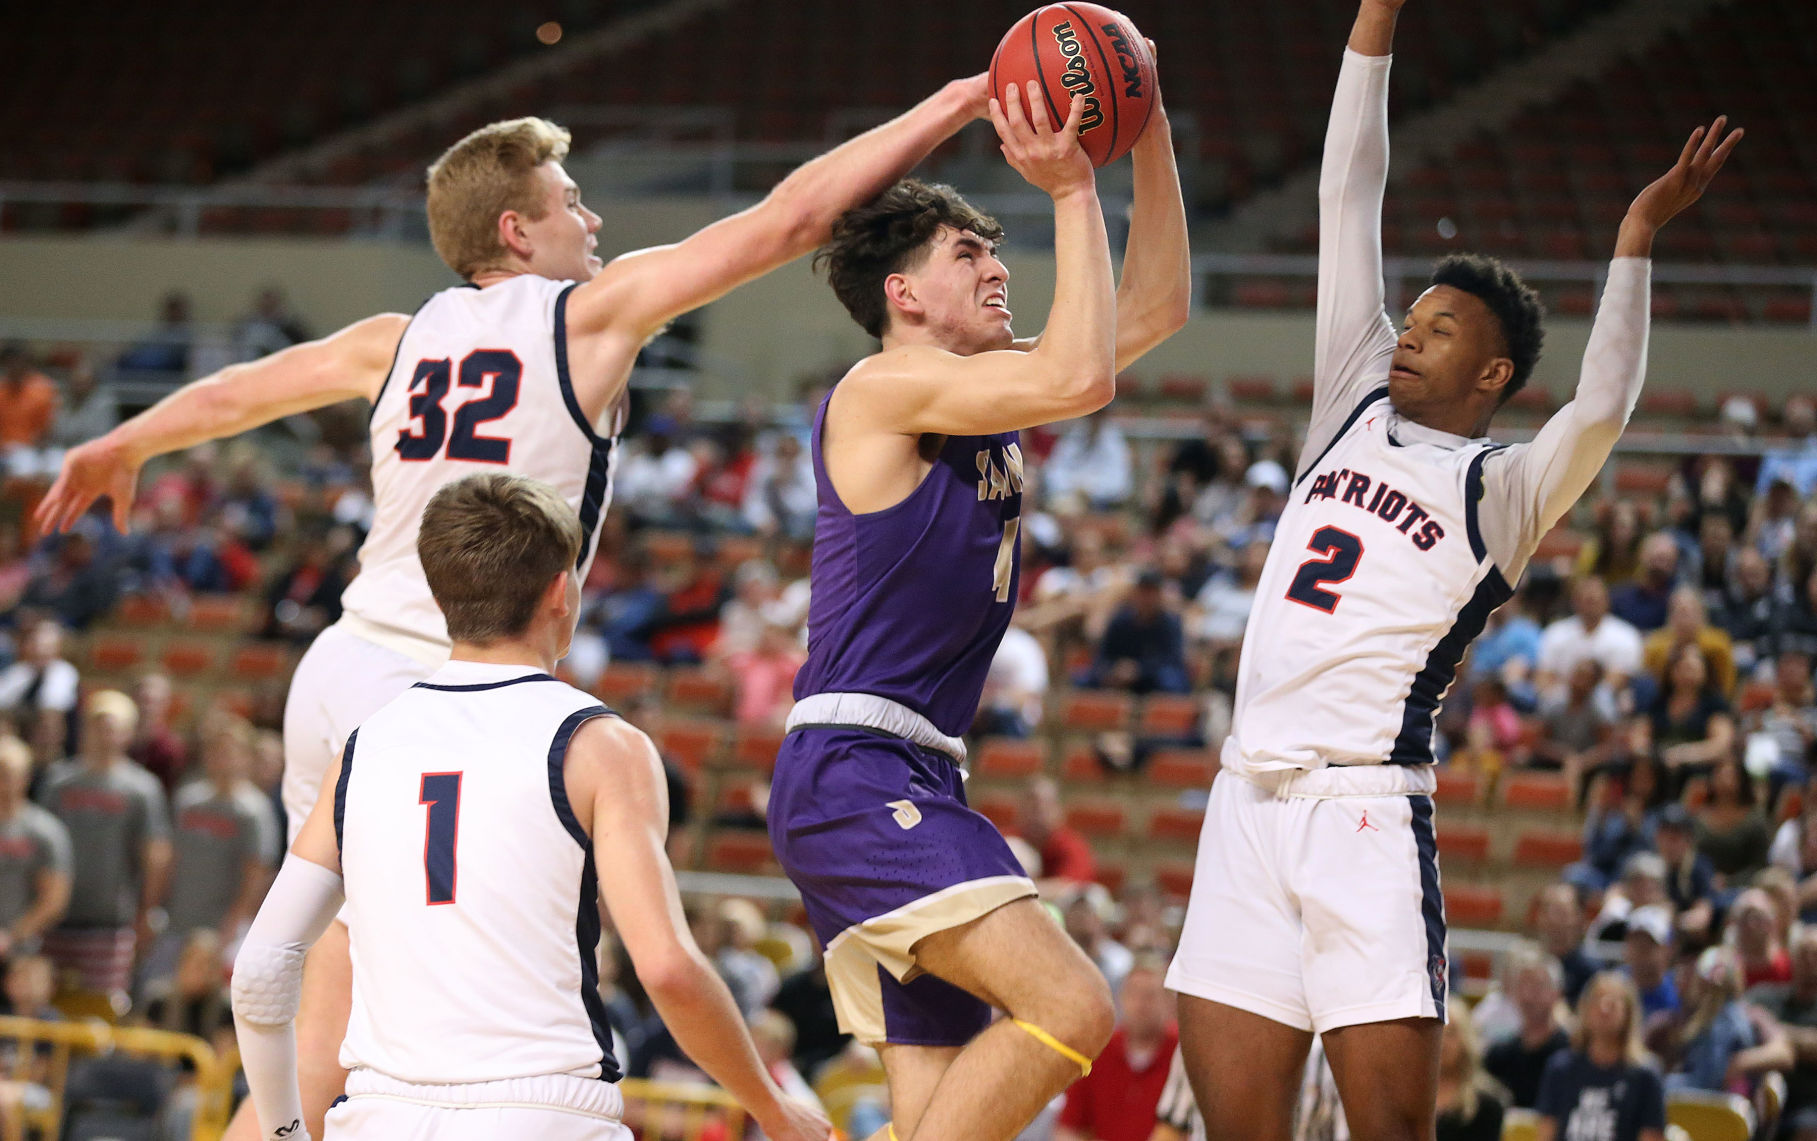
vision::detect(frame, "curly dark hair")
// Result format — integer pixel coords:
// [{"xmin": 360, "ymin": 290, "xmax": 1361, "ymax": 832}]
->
[
  {"xmin": 812, "ymin": 179, "xmax": 1004, "ymax": 339},
  {"xmin": 1429, "ymin": 253, "xmax": 1546, "ymax": 405}
]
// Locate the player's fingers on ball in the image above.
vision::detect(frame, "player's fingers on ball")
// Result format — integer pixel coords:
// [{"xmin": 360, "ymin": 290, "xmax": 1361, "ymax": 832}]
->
[
  {"xmin": 1060, "ymin": 92, "xmax": 1086, "ymax": 141},
  {"xmin": 1023, "ymin": 81, "xmax": 1051, "ymax": 133},
  {"xmin": 1002, "ymin": 82, "xmax": 1027, "ymax": 130},
  {"xmin": 987, "ymin": 97, "xmax": 1012, "ymax": 139}
]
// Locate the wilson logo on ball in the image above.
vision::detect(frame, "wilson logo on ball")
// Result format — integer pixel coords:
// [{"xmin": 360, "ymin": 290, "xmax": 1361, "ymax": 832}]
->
[{"xmin": 1050, "ymin": 21, "xmax": 1106, "ymax": 135}]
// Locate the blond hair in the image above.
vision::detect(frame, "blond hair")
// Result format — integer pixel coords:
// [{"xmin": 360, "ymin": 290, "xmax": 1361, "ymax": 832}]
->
[
  {"xmin": 418, "ymin": 474, "xmax": 582, "ymax": 644},
  {"xmin": 426, "ymin": 118, "xmax": 572, "ymax": 278},
  {"xmin": 85, "ymin": 689, "xmax": 139, "ymax": 737},
  {"xmin": 1572, "ymin": 970, "xmax": 1652, "ymax": 1066}
]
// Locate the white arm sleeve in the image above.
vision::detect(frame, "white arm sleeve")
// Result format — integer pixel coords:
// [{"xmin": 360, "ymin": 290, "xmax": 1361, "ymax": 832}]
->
[
  {"xmin": 230, "ymin": 855, "xmax": 345, "ymax": 1141},
  {"xmin": 1478, "ymin": 258, "xmax": 1653, "ymax": 574},
  {"xmin": 1301, "ymin": 48, "xmax": 1400, "ymax": 474}
]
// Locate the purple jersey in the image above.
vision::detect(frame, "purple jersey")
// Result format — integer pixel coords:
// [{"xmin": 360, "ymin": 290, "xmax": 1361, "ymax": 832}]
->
[{"xmin": 794, "ymin": 390, "xmax": 1025, "ymax": 737}]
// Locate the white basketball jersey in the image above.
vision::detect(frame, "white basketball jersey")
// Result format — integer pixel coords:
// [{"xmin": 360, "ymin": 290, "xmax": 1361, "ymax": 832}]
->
[
  {"xmin": 333, "ymin": 659, "xmax": 618, "ymax": 1085},
  {"xmin": 341, "ymin": 276, "xmax": 618, "ymax": 662},
  {"xmin": 1223, "ymin": 388, "xmax": 1514, "ymax": 777}
]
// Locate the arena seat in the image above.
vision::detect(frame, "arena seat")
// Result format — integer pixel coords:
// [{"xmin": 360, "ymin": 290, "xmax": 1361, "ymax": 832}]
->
[
  {"xmin": 1437, "ymin": 825, "xmax": 1492, "ymax": 865},
  {"xmin": 1502, "ymin": 772, "xmax": 1572, "ymax": 813},
  {"xmin": 88, "ymin": 636, "xmax": 143, "ymax": 672},
  {"xmin": 187, "ymin": 596, "xmax": 248, "ymax": 632},
  {"xmin": 728, "ymin": 728, "xmax": 783, "ymax": 773},
  {"xmin": 1063, "ymin": 800, "xmax": 1129, "ymax": 840},
  {"xmin": 115, "ymin": 596, "xmax": 169, "ymax": 628},
  {"xmin": 1444, "ymin": 884, "xmax": 1505, "ymax": 927},
  {"xmin": 1148, "ymin": 807, "xmax": 1205, "ymax": 845},
  {"xmin": 1225, "ymin": 375, "xmax": 1277, "ymax": 404},
  {"xmin": 973, "ymin": 794, "xmax": 1019, "ymax": 834},
  {"xmin": 1147, "ymin": 749, "xmax": 1218, "ymax": 789},
  {"xmin": 1060, "ymin": 744, "xmax": 1107, "ymax": 783},
  {"xmin": 974, "ymin": 739, "xmax": 1046, "ymax": 780},
  {"xmin": 1433, "ymin": 768, "xmax": 1483, "ymax": 808},
  {"xmin": 229, "ymin": 645, "xmax": 290, "ymax": 681},
  {"xmin": 704, "ymin": 832, "xmax": 776, "ymax": 875},
  {"xmin": 1138, "ymin": 695, "xmax": 1202, "ymax": 736},
  {"xmin": 595, "ymin": 662, "xmax": 660, "ymax": 705},
  {"xmin": 658, "ymin": 720, "xmax": 726, "ymax": 772},
  {"xmin": 1512, "ymin": 829, "xmax": 1584, "ymax": 869},
  {"xmin": 160, "ymin": 641, "xmax": 215, "ymax": 677},
  {"xmin": 666, "ymin": 668, "xmax": 733, "ymax": 715},
  {"xmin": 1057, "ymin": 691, "xmax": 1134, "ymax": 733},
  {"xmin": 1155, "ymin": 862, "xmax": 1195, "ymax": 900}
]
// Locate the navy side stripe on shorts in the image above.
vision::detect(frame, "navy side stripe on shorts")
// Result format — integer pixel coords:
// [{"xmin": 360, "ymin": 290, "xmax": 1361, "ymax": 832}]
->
[{"xmin": 1409, "ymin": 794, "xmax": 1447, "ymax": 1021}]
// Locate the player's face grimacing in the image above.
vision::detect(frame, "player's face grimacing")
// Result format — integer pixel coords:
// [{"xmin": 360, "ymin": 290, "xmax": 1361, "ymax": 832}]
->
[
  {"xmin": 1389, "ymin": 284, "xmax": 1513, "ymax": 425},
  {"xmin": 903, "ymin": 226, "xmax": 1014, "ymax": 354},
  {"xmin": 522, "ymin": 161, "xmax": 604, "ymax": 283}
]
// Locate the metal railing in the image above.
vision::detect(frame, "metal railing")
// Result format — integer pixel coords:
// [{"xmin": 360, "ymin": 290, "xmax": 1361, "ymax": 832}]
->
[{"xmin": 0, "ymin": 1015, "xmax": 232, "ymax": 1141}]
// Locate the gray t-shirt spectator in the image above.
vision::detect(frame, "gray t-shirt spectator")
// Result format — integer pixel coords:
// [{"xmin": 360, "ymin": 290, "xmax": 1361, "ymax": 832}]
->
[
  {"xmin": 164, "ymin": 781, "xmax": 279, "ymax": 935},
  {"xmin": 38, "ymin": 760, "xmax": 169, "ymax": 927},
  {"xmin": 0, "ymin": 803, "xmax": 71, "ymax": 931}
]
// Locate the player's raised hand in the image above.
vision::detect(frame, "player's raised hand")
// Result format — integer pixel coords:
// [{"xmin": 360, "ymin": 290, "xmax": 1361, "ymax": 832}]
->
[
  {"xmin": 989, "ymin": 82, "xmax": 1093, "ymax": 199},
  {"xmin": 755, "ymin": 1094, "xmax": 836, "ymax": 1141},
  {"xmin": 953, "ymin": 72, "xmax": 993, "ymax": 122},
  {"xmin": 1626, "ymin": 116, "xmax": 1744, "ymax": 233},
  {"xmin": 33, "ymin": 436, "xmax": 139, "ymax": 536}
]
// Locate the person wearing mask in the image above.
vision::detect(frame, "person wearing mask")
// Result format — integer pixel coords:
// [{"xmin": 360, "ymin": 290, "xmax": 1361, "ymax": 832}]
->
[
  {"xmin": 1484, "ymin": 946, "xmax": 1571, "ymax": 1110},
  {"xmin": 1534, "ymin": 971, "xmax": 1667, "ymax": 1141}
]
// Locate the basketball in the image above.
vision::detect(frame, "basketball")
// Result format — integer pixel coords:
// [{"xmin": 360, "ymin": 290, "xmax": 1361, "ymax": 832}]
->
[{"xmin": 989, "ymin": 4, "xmax": 1157, "ymax": 167}]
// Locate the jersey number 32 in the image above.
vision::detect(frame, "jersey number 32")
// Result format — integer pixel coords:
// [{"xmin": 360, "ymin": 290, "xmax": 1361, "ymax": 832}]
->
[{"xmin": 396, "ymin": 351, "xmax": 522, "ymax": 464}]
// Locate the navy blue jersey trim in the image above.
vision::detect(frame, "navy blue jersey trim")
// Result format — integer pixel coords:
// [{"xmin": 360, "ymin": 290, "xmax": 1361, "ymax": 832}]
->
[
  {"xmin": 1389, "ymin": 568, "xmax": 1514, "ymax": 764},
  {"xmin": 367, "ymin": 293, "xmax": 437, "ymax": 425},
  {"xmin": 545, "ymin": 703, "xmax": 620, "ymax": 1080},
  {"xmin": 1295, "ymin": 386, "xmax": 1391, "ymax": 487},
  {"xmin": 1409, "ymin": 795, "xmax": 1447, "ymax": 1021},
  {"xmin": 546, "ymin": 705, "xmax": 614, "ymax": 850},
  {"xmin": 412, "ymin": 673, "xmax": 559, "ymax": 693},
  {"xmin": 332, "ymin": 729, "xmax": 357, "ymax": 858},
  {"xmin": 553, "ymin": 283, "xmax": 617, "ymax": 570},
  {"xmin": 1463, "ymin": 445, "xmax": 1509, "ymax": 563}
]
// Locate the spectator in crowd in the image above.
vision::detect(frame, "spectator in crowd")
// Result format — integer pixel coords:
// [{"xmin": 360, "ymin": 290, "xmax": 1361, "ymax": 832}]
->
[
  {"xmin": 1753, "ymin": 478, "xmax": 1802, "ymax": 566},
  {"xmin": 1436, "ymin": 1001, "xmax": 1505, "ymax": 1141},
  {"xmin": 1731, "ymin": 887, "xmax": 1792, "ymax": 989},
  {"xmin": 617, "ymin": 431, "xmax": 699, "ymax": 527},
  {"xmin": 115, "ymin": 291, "xmax": 194, "ymax": 378},
  {"xmin": 1578, "ymin": 500, "xmax": 1647, "ymax": 588},
  {"xmin": 1536, "ymin": 883, "xmax": 1600, "ymax": 1004},
  {"xmin": 216, "ymin": 445, "xmax": 283, "ymax": 552},
  {"xmin": 591, "ymin": 549, "xmax": 667, "ymax": 662},
  {"xmin": 1084, "ymin": 570, "xmax": 1189, "ymax": 695},
  {"xmin": 1611, "ymin": 532, "xmax": 1682, "ymax": 633},
  {"xmin": 143, "ymin": 714, "xmax": 278, "ymax": 988},
  {"xmin": 1751, "ymin": 649, "xmax": 1817, "ymax": 793},
  {"xmin": 48, "ymin": 355, "xmax": 115, "ymax": 453},
  {"xmin": 693, "ymin": 424, "xmax": 760, "ymax": 533},
  {"xmin": 1643, "ymin": 587, "xmax": 1737, "ymax": 696},
  {"xmin": 1044, "ymin": 410, "xmax": 1133, "ymax": 513},
  {"xmin": 1019, "ymin": 775, "xmax": 1097, "ymax": 887},
  {"xmin": 1653, "ymin": 804, "xmax": 1717, "ymax": 941},
  {"xmin": 0, "ymin": 738, "xmax": 70, "ymax": 957},
  {"xmin": 747, "ymin": 1008, "xmax": 822, "ymax": 1131},
  {"xmin": 1188, "ymin": 436, "xmax": 1252, "ymax": 531},
  {"xmin": 1485, "ymin": 945, "xmax": 1571, "ymax": 1110},
  {"xmin": 1472, "ymin": 588, "xmax": 1545, "ymax": 687},
  {"xmin": 258, "ymin": 523, "xmax": 354, "ymax": 644},
  {"xmin": 1656, "ymin": 946, "xmax": 1764, "ymax": 1094},
  {"xmin": 1623, "ymin": 903, "xmax": 1680, "ymax": 1017},
  {"xmin": 1534, "ymin": 972, "xmax": 1667, "ymax": 1141},
  {"xmin": 0, "ymin": 344, "xmax": 59, "ymax": 478},
  {"xmin": 1696, "ymin": 757, "xmax": 1771, "ymax": 883},
  {"xmin": 1776, "ymin": 566, "xmax": 1817, "ymax": 659},
  {"xmin": 712, "ymin": 560, "xmax": 786, "ymax": 659},
  {"xmin": 769, "ymin": 950, "xmax": 846, "ymax": 1077},
  {"xmin": 137, "ymin": 929, "xmax": 232, "ymax": 1041},
  {"xmin": 689, "ymin": 898, "xmax": 778, "ymax": 1019},
  {"xmin": 1652, "ymin": 644, "xmax": 1735, "ymax": 777},
  {"xmin": 1190, "ymin": 538, "xmax": 1268, "ymax": 647},
  {"xmin": 1061, "ymin": 886, "xmax": 1133, "ymax": 998},
  {"xmin": 1720, "ymin": 546, "xmax": 1782, "ymax": 673},
  {"xmin": 1692, "ymin": 512, "xmax": 1738, "ymax": 609},
  {"xmin": 37, "ymin": 690, "xmax": 171, "ymax": 999},
  {"xmin": 127, "ymin": 672, "xmax": 187, "ymax": 793},
  {"xmin": 20, "ymin": 529, "xmax": 118, "ymax": 631},
  {"xmin": 1055, "ymin": 956, "xmax": 1176, "ymax": 1141},
  {"xmin": 742, "ymin": 433, "xmax": 816, "ymax": 541},
  {"xmin": 1538, "ymin": 577, "xmax": 1645, "ymax": 693},
  {"xmin": 232, "ymin": 286, "xmax": 310, "ymax": 362},
  {"xmin": 1757, "ymin": 396, "xmax": 1817, "ymax": 498},
  {"xmin": 1532, "ymin": 659, "xmax": 1617, "ymax": 773},
  {"xmin": 1746, "ymin": 926, "xmax": 1817, "ymax": 1126},
  {"xmin": 0, "ymin": 617, "xmax": 79, "ymax": 730},
  {"xmin": 976, "ymin": 621, "xmax": 1050, "ymax": 739},
  {"xmin": 2, "ymin": 953, "xmax": 56, "ymax": 1021},
  {"xmin": 1575, "ymin": 760, "xmax": 1671, "ymax": 894},
  {"xmin": 647, "ymin": 549, "xmax": 727, "ymax": 664},
  {"xmin": 723, "ymin": 621, "xmax": 806, "ymax": 729}
]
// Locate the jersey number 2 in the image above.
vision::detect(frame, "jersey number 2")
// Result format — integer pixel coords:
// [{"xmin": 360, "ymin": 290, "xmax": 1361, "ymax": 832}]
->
[
  {"xmin": 396, "ymin": 351, "xmax": 522, "ymax": 464},
  {"xmin": 419, "ymin": 772, "xmax": 463, "ymax": 906},
  {"xmin": 1285, "ymin": 526, "xmax": 1364, "ymax": 614}
]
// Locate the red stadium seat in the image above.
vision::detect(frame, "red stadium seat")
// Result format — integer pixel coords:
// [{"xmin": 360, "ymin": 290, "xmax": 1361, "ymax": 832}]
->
[
  {"xmin": 1149, "ymin": 807, "xmax": 1205, "ymax": 845},
  {"xmin": 1225, "ymin": 375, "xmax": 1276, "ymax": 403},
  {"xmin": 658, "ymin": 720, "xmax": 725, "ymax": 772},
  {"xmin": 1437, "ymin": 826, "xmax": 1491, "ymax": 865},
  {"xmin": 1093, "ymin": 862, "xmax": 1128, "ymax": 895},
  {"xmin": 667, "ymin": 668, "xmax": 733, "ymax": 714},
  {"xmin": 1139, "ymin": 695, "xmax": 1201, "ymax": 736},
  {"xmin": 1444, "ymin": 884, "xmax": 1504, "ymax": 927},
  {"xmin": 1148, "ymin": 749, "xmax": 1218, "ymax": 789},
  {"xmin": 1433, "ymin": 769, "xmax": 1483, "ymax": 808},
  {"xmin": 1060, "ymin": 745, "xmax": 1106, "ymax": 783},
  {"xmin": 1158, "ymin": 374, "xmax": 1209, "ymax": 403},
  {"xmin": 1058, "ymin": 691, "xmax": 1133, "ymax": 732},
  {"xmin": 1513, "ymin": 830, "xmax": 1584, "ymax": 869},
  {"xmin": 595, "ymin": 663, "xmax": 659, "ymax": 705},
  {"xmin": 973, "ymin": 794, "xmax": 1019, "ymax": 833},
  {"xmin": 1063, "ymin": 800, "xmax": 1128, "ymax": 840},
  {"xmin": 189, "ymin": 596, "xmax": 248, "ymax": 632},
  {"xmin": 728, "ymin": 728, "xmax": 784, "ymax": 773},
  {"xmin": 89, "ymin": 637, "xmax": 143, "ymax": 672},
  {"xmin": 1502, "ymin": 772, "xmax": 1571, "ymax": 812},
  {"xmin": 704, "ymin": 832, "xmax": 775, "ymax": 875},
  {"xmin": 115, "ymin": 596, "xmax": 169, "ymax": 628},
  {"xmin": 1155, "ymin": 862, "xmax": 1195, "ymax": 899},
  {"xmin": 161, "ymin": 641, "xmax": 215, "ymax": 677},
  {"xmin": 230, "ymin": 645, "xmax": 291, "ymax": 681},
  {"xmin": 975, "ymin": 739, "xmax": 1046, "ymax": 780}
]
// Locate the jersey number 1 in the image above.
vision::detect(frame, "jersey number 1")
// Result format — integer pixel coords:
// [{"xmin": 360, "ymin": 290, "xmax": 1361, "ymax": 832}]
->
[
  {"xmin": 419, "ymin": 772, "xmax": 463, "ymax": 906},
  {"xmin": 396, "ymin": 351, "xmax": 522, "ymax": 463},
  {"xmin": 1285, "ymin": 526, "xmax": 1364, "ymax": 614}
]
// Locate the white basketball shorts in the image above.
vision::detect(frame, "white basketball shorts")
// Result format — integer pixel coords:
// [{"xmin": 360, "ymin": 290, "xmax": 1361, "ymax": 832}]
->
[
  {"xmin": 326, "ymin": 1071, "xmax": 630, "ymax": 1141},
  {"xmin": 1165, "ymin": 767, "xmax": 1447, "ymax": 1033},
  {"xmin": 282, "ymin": 622, "xmax": 439, "ymax": 846}
]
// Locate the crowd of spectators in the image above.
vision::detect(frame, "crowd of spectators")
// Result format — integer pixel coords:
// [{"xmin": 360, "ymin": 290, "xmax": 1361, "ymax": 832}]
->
[{"xmin": 3, "ymin": 315, "xmax": 1817, "ymax": 1140}]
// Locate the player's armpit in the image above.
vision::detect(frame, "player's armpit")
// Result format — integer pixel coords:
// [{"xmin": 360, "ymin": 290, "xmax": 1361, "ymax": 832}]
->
[{"xmin": 840, "ymin": 341, "xmax": 1115, "ymax": 438}]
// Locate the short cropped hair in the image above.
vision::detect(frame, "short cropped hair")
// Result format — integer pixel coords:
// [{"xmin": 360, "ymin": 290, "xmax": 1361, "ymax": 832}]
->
[
  {"xmin": 418, "ymin": 474, "xmax": 582, "ymax": 643},
  {"xmin": 426, "ymin": 118, "xmax": 572, "ymax": 279},
  {"xmin": 1430, "ymin": 253, "xmax": 1546, "ymax": 404},
  {"xmin": 813, "ymin": 179, "xmax": 1005, "ymax": 339}
]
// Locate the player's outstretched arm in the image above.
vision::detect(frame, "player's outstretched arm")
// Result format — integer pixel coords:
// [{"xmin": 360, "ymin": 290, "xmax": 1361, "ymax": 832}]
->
[
  {"xmin": 569, "ymin": 718, "xmax": 830, "ymax": 1141},
  {"xmin": 842, "ymin": 85, "xmax": 1116, "ymax": 438},
  {"xmin": 566, "ymin": 75, "xmax": 987, "ymax": 353},
  {"xmin": 35, "ymin": 313, "xmax": 406, "ymax": 535},
  {"xmin": 1303, "ymin": 0, "xmax": 1403, "ymax": 467},
  {"xmin": 230, "ymin": 760, "xmax": 347, "ymax": 1141},
  {"xmin": 1483, "ymin": 118, "xmax": 1742, "ymax": 568},
  {"xmin": 1111, "ymin": 70, "xmax": 1191, "ymax": 371}
]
